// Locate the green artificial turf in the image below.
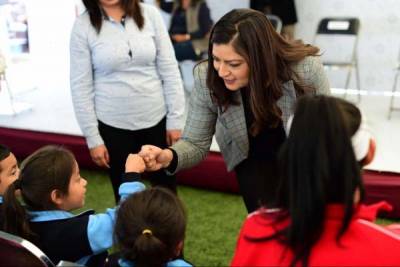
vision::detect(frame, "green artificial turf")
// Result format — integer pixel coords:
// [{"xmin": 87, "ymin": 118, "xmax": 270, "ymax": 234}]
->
[
  {"xmin": 78, "ymin": 169, "xmax": 247, "ymax": 266},
  {"xmin": 78, "ymin": 169, "xmax": 399, "ymax": 266}
]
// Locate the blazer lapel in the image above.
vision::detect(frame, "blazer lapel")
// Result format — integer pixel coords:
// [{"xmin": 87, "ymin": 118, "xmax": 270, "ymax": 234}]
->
[
  {"xmin": 217, "ymin": 81, "xmax": 296, "ymax": 156},
  {"xmin": 277, "ymin": 80, "xmax": 297, "ymax": 135},
  {"xmin": 218, "ymin": 91, "xmax": 249, "ymax": 156}
]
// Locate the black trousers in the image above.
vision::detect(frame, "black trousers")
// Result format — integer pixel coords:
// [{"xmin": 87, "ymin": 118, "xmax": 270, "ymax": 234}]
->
[
  {"xmin": 173, "ymin": 41, "xmax": 199, "ymax": 61},
  {"xmin": 98, "ymin": 118, "xmax": 176, "ymax": 202},
  {"xmin": 235, "ymin": 158, "xmax": 280, "ymax": 213}
]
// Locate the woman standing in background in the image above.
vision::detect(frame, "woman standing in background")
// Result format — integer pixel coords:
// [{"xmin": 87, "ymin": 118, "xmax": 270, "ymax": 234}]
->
[
  {"xmin": 250, "ymin": 0, "xmax": 298, "ymax": 40},
  {"xmin": 70, "ymin": 0, "xmax": 184, "ymax": 201},
  {"xmin": 169, "ymin": 0, "xmax": 213, "ymax": 61}
]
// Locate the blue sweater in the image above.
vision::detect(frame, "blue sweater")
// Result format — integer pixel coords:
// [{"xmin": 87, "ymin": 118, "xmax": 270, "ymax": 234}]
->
[
  {"xmin": 118, "ymin": 258, "xmax": 192, "ymax": 267},
  {"xmin": 28, "ymin": 173, "xmax": 145, "ymax": 266}
]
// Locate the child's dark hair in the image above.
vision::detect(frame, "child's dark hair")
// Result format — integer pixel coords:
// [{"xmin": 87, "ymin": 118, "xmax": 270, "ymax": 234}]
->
[
  {"xmin": 251, "ymin": 96, "xmax": 364, "ymax": 267},
  {"xmin": 336, "ymin": 98, "xmax": 362, "ymax": 136},
  {"xmin": 3, "ymin": 145, "xmax": 75, "ymax": 239},
  {"xmin": 0, "ymin": 144, "xmax": 11, "ymax": 172},
  {"xmin": 279, "ymin": 95, "xmax": 363, "ymax": 267},
  {"xmin": 114, "ymin": 187, "xmax": 187, "ymax": 267}
]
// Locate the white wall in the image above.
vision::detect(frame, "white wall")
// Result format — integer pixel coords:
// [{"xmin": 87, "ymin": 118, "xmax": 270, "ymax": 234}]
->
[
  {"xmin": 165, "ymin": 0, "xmax": 400, "ymax": 94},
  {"xmin": 0, "ymin": 5, "xmax": 11, "ymax": 59},
  {"xmin": 24, "ymin": 0, "xmax": 400, "ymax": 94},
  {"xmin": 295, "ymin": 0, "xmax": 400, "ymax": 93},
  {"xmin": 25, "ymin": 0, "xmax": 76, "ymax": 90},
  {"xmin": 206, "ymin": 0, "xmax": 249, "ymax": 22}
]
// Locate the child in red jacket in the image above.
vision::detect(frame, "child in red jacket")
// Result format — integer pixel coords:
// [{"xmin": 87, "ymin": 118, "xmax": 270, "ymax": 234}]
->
[{"xmin": 231, "ymin": 96, "xmax": 400, "ymax": 267}]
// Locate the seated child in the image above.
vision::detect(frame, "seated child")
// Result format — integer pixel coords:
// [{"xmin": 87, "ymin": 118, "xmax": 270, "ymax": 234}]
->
[
  {"xmin": 110, "ymin": 187, "xmax": 191, "ymax": 267},
  {"xmin": 231, "ymin": 96, "xmax": 400, "ymax": 267},
  {"xmin": 339, "ymin": 99, "xmax": 400, "ymax": 222},
  {"xmin": 3, "ymin": 145, "xmax": 146, "ymax": 267},
  {"xmin": 0, "ymin": 144, "xmax": 19, "ymax": 228}
]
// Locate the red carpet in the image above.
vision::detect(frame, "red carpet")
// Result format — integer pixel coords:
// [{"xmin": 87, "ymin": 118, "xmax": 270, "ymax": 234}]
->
[{"xmin": 1, "ymin": 127, "xmax": 400, "ymax": 218}]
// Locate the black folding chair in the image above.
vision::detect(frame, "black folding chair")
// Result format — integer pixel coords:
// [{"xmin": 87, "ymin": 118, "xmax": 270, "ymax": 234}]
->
[{"xmin": 314, "ymin": 17, "xmax": 361, "ymax": 102}]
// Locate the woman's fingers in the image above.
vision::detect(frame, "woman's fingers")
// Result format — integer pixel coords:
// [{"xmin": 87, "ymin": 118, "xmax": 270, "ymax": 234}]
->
[{"xmin": 90, "ymin": 145, "xmax": 110, "ymax": 168}]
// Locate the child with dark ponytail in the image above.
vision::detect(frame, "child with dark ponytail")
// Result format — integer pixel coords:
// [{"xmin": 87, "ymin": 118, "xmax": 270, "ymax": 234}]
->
[
  {"xmin": 3, "ymin": 145, "xmax": 146, "ymax": 267},
  {"xmin": 0, "ymin": 144, "xmax": 20, "ymax": 229},
  {"xmin": 112, "ymin": 187, "xmax": 191, "ymax": 267},
  {"xmin": 231, "ymin": 96, "xmax": 400, "ymax": 267}
]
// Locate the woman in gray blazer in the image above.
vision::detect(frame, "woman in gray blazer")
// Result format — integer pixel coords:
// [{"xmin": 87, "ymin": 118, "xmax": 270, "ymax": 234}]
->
[{"xmin": 140, "ymin": 8, "xmax": 330, "ymax": 212}]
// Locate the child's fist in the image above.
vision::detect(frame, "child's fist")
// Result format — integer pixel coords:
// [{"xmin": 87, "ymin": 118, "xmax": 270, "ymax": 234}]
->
[{"xmin": 125, "ymin": 154, "xmax": 146, "ymax": 173}]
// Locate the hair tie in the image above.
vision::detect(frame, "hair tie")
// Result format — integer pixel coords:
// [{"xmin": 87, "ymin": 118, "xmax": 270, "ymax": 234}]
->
[
  {"xmin": 142, "ymin": 229, "xmax": 152, "ymax": 236},
  {"xmin": 13, "ymin": 179, "xmax": 22, "ymax": 190}
]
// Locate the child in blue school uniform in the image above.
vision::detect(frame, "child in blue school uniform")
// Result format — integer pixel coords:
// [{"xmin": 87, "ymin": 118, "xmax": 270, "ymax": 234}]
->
[
  {"xmin": 2, "ymin": 145, "xmax": 146, "ymax": 267},
  {"xmin": 0, "ymin": 144, "xmax": 20, "ymax": 228},
  {"xmin": 109, "ymin": 187, "xmax": 192, "ymax": 267}
]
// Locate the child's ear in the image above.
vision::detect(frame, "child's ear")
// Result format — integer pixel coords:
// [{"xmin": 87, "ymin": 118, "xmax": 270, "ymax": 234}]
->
[
  {"xmin": 361, "ymin": 138, "xmax": 376, "ymax": 166},
  {"xmin": 174, "ymin": 240, "xmax": 184, "ymax": 257},
  {"xmin": 50, "ymin": 189, "xmax": 65, "ymax": 207},
  {"xmin": 353, "ymin": 187, "xmax": 361, "ymax": 204}
]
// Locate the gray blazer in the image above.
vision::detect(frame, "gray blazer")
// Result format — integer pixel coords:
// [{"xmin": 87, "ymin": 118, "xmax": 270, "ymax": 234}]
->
[{"xmin": 171, "ymin": 56, "xmax": 330, "ymax": 172}]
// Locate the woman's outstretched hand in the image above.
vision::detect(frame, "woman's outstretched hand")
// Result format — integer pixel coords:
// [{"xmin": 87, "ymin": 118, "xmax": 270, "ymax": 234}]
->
[{"xmin": 139, "ymin": 145, "xmax": 173, "ymax": 171}]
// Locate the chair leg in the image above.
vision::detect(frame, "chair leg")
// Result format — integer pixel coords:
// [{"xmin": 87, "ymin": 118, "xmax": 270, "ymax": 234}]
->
[
  {"xmin": 344, "ymin": 65, "xmax": 353, "ymax": 99},
  {"xmin": 388, "ymin": 70, "xmax": 399, "ymax": 120},
  {"xmin": 355, "ymin": 61, "xmax": 361, "ymax": 103}
]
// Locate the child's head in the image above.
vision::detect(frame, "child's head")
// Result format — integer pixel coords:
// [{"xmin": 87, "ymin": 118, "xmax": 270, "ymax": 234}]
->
[
  {"xmin": 276, "ymin": 95, "xmax": 363, "ymax": 267},
  {"xmin": 286, "ymin": 98, "xmax": 375, "ymax": 167},
  {"xmin": 114, "ymin": 187, "xmax": 187, "ymax": 267},
  {"xmin": 337, "ymin": 98, "xmax": 376, "ymax": 166},
  {"xmin": 279, "ymin": 95, "xmax": 363, "ymax": 207},
  {"xmin": 0, "ymin": 144, "xmax": 19, "ymax": 196},
  {"xmin": 3, "ymin": 145, "xmax": 87, "ymax": 238},
  {"xmin": 15, "ymin": 145, "xmax": 87, "ymax": 211}
]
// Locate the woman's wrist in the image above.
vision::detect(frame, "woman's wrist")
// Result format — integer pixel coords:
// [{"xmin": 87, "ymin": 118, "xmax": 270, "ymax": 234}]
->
[
  {"xmin": 164, "ymin": 148, "xmax": 178, "ymax": 173},
  {"xmin": 162, "ymin": 148, "xmax": 174, "ymax": 168}
]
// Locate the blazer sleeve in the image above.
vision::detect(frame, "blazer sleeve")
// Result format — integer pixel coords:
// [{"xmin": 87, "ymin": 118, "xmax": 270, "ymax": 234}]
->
[
  {"xmin": 295, "ymin": 56, "xmax": 331, "ymax": 96},
  {"xmin": 170, "ymin": 62, "xmax": 218, "ymax": 172}
]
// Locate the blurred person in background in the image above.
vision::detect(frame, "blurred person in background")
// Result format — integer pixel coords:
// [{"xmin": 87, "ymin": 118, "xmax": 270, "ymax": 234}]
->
[
  {"xmin": 169, "ymin": 0, "xmax": 213, "ymax": 61},
  {"xmin": 250, "ymin": 0, "xmax": 297, "ymax": 40}
]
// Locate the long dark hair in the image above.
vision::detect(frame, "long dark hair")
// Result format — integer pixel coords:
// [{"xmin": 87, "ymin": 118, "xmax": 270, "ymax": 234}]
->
[
  {"xmin": 337, "ymin": 98, "xmax": 362, "ymax": 136},
  {"xmin": 0, "ymin": 144, "xmax": 11, "ymax": 173},
  {"xmin": 3, "ymin": 146, "xmax": 75, "ymax": 239},
  {"xmin": 82, "ymin": 0, "xmax": 144, "ymax": 33},
  {"xmin": 264, "ymin": 96, "xmax": 364, "ymax": 267},
  {"xmin": 114, "ymin": 187, "xmax": 187, "ymax": 267},
  {"xmin": 207, "ymin": 9, "xmax": 319, "ymax": 135}
]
